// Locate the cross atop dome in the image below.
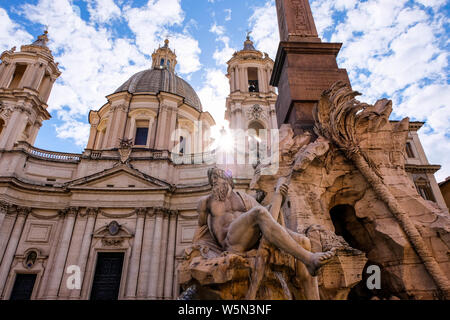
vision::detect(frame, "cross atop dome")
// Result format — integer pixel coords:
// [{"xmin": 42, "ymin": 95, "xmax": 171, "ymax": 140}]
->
[{"xmin": 151, "ymin": 39, "xmax": 177, "ymax": 72}]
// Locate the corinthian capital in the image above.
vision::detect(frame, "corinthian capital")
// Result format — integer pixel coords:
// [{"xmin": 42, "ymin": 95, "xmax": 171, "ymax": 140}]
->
[
  {"xmin": 135, "ymin": 207, "xmax": 148, "ymax": 217},
  {"xmin": 16, "ymin": 206, "xmax": 31, "ymax": 217},
  {"xmin": 85, "ymin": 207, "xmax": 99, "ymax": 217}
]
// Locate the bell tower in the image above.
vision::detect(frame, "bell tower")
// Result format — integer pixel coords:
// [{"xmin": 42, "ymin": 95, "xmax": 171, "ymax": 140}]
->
[
  {"xmin": 0, "ymin": 31, "xmax": 61, "ymax": 149},
  {"xmin": 225, "ymin": 34, "xmax": 278, "ymax": 132},
  {"xmin": 224, "ymin": 35, "xmax": 278, "ymax": 179}
]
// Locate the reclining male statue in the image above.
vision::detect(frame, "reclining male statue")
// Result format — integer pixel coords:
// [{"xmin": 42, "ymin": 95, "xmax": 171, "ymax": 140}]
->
[{"xmin": 192, "ymin": 167, "xmax": 336, "ymax": 299}]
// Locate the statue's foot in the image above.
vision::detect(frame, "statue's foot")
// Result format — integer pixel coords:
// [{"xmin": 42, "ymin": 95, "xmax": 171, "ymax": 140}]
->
[{"xmin": 306, "ymin": 248, "xmax": 336, "ymax": 277}]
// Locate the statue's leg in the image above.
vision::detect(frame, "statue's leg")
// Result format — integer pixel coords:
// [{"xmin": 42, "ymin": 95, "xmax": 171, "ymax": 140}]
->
[
  {"xmin": 287, "ymin": 230, "xmax": 320, "ymax": 300},
  {"xmin": 226, "ymin": 206, "xmax": 335, "ymax": 276}
]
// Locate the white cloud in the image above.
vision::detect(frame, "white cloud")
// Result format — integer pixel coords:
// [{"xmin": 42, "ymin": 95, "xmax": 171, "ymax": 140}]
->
[
  {"xmin": 325, "ymin": 0, "xmax": 449, "ymax": 179},
  {"xmin": 123, "ymin": 0, "xmax": 201, "ymax": 75},
  {"xmin": 0, "ymin": 8, "xmax": 33, "ymax": 53},
  {"xmin": 224, "ymin": 9, "xmax": 232, "ymax": 21},
  {"xmin": 198, "ymin": 68, "xmax": 230, "ymax": 129},
  {"xmin": 248, "ymin": 0, "xmax": 449, "ymax": 180},
  {"xmin": 210, "ymin": 23, "xmax": 235, "ymax": 66},
  {"xmin": 210, "ymin": 23, "xmax": 225, "ymax": 36},
  {"xmin": 85, "ymin": 0, "xmax": 121, "ymax": 24},
  {"xmin": 415, "ymin": 0, "xmax": 447, "ymax": 10},
  {"xmin": 248, "ymin": 0, "xmax": 279, "ymax": 59},
  {"xmin": 14, "ymin": 0, "xmax": 201, "ymax": 147}
]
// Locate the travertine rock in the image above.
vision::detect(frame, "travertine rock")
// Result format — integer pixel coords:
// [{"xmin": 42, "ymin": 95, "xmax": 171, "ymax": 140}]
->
[{"xmin": 252, "ymin": 82, "xmax": 450, "ymax": 300}]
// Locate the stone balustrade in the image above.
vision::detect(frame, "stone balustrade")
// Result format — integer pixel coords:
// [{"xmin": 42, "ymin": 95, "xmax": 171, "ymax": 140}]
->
[{"xmin": 16, "ymin": 141, "xmax": 81, "ymax": 162}]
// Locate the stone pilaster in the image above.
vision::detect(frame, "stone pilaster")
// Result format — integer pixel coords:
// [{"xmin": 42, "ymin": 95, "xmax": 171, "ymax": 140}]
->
[
  {"xmin": 136, "ymin": 208, "xmax": 155, "ymax": 298},
  {"xmin": 69, "ymin": 208, "xmax": 97, "ymax": 299},
  {"xmin": 125, "ymin": 208, "xmax": 147, "ymax": 298},
  {"xmin": 157, "ymin": 211, "xmax": 170, "ymax": 299},
  {"xmin": 45, "ymin": 207, "xmax": 78, "ymax": 299},
  {"xmin": 0, "ymin": 206, "xmax": 29, "ymax": 298},
  {"xmin": 147, "ymin": 208, "xmax": 164, "ymax": 299},
  {"xmin": 163, "ymin": 210, "xmax": 178, "ymax": 299}
]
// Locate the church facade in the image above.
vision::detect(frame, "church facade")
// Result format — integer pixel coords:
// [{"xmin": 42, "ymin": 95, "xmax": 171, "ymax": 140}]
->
[
  {"xmin": 0, "ymin": 10, "xmax": 447, "ymax": 300},
  {"xmin": 0, "ymin": 31, "xmax": 281, "ymax": 300}
]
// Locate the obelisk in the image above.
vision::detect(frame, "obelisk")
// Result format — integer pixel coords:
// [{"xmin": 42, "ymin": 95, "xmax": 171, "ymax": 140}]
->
[{"xmin": 271, "ymin": 0, "xmax": 351, "ymax": 134}]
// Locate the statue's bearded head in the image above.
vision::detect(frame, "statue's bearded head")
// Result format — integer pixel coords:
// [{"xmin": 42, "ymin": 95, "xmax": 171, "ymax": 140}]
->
[{"xmin": 208, "ymin": 168, "xmax": 234, "ymax": 201}]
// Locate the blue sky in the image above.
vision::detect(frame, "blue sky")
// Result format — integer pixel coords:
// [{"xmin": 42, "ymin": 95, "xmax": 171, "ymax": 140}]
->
[{"xmin": 0, "ymin": 0, "xmax": 449, "ymax": 181}]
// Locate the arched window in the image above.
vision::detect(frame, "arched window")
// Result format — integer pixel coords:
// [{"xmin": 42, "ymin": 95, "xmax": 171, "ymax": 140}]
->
[
  {"xmin": 248, "ymin": 121, "xmax": 265, "ymax": 163},
  {"xmin": 179, "ymin": 136, "xmax": 186, "ymax": 154},
  {"xmin": 160, "ymin": 58, "xmax": 165, "ymax": 67},
  {"xmin": 247, "ymin": 67, "xmax": 259, "ymax": 92}
]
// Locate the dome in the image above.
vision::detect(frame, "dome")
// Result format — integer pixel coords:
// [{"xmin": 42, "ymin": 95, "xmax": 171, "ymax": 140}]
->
[{"xmin": 115, "ymin": 68, "xmax": 202, "ymax": 112}]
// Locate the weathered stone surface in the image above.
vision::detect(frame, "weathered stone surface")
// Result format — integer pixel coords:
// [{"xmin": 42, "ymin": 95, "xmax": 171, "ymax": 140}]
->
[{"xmin": 252, "ymin": 82, "xmax": 450, "ymax": 300}]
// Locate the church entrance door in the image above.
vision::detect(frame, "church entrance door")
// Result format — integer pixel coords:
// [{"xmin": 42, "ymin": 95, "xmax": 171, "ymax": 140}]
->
[
  {"xmin": 9, "ymin": 274, "xmax": 37, "ymax": 300},
  {"xmin": 90, "ymin": 252, "xmax": 124, "ymax": 300}
]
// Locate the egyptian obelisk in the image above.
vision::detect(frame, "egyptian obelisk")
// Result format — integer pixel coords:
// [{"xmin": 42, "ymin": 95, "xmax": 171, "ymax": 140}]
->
[{"xmin": 271, "ymin": 0, "xmax": 351, "ymax": 134}]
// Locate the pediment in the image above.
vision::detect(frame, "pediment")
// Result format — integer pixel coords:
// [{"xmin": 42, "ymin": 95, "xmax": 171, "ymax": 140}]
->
[{"xmin": 67, "ymin": 164, "xmax": 172, "ymax": 190}]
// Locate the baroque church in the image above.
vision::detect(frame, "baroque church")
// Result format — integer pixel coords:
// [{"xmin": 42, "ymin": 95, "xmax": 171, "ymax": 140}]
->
[{"xmin": 0, "ymin": 1, "xmax": 447, "ymax": 300}]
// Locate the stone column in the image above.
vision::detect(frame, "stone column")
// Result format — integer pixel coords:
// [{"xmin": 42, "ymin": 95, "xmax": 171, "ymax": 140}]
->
[
  {"xmin": 105, "ymin": 107, "xmax": 119, "ymax": 148},
  {"xmin": 28, "ymin": 121, "xmax": 42, "ymax": 145},
  {"xmin": 86, "ymin": 123, "xmax": 98, "ymax": 150},
  {"xmin": 157, "ymin": 213, "xmax": 170, "ymax": 299},
  {"xmin": 239, "ymin": 67, "xmax": 245, "ymax": 92},
  {"xmin": 0, "ymin": 62, "xmax": 15, "ymax": 88},
  {"xmin": 69, "ymin": 208, "xmax": 97, "ymax": 299},
  {"xmin": 0, "ymin": 109, "xmax": 26, "ymax": 149},
  {"xmin": 110, "ymin": 105, "xmax": 128, "ymax": 148},
  {"xmin": 128, "ymin": 117, "xmax": 136, "ymax": 142},
  {"xmin": 155, "ymin": 106, "xmax": 168, "ymax": 149},
  {"xmin": 125, "ymin": 208, "xmax": 146, "ymax": 298},
  {"xmin": 147, "ymin": 208, "xmax": 164, "ymax": 299},
  {"xmin": 30, "ymin": 63, "xmax": 46, "ymax": 90},
  {"xmin": 40, "ymin": 78, "xmax": 55, "ymax": 103},
  {"xmin": 45, "ymin": 207, "xmax": 78, "ymax": 299},
  {"xmin": 0, "ymin": 203, "xmax": 12, "ymax": 264},
  {"xmin": 166, "ymin": 107, "xmax": 178, "ymax": 152},
  {"xmin": 136, "ymin": 209, "xmax": 155, "ymax": 298},
  {"xmin": 163, "ymin": 211, "xmax": 178, "ymax": 299},
  {"xmin": 243, "ymin": 67, "xmax": 249, "ymax": 92},
  {"xmin": 230, "ymin": 67, "xmax": 235, "ymax": 92},
  {"xmin": 0, "ymin": 207, "xmax": 29, "ymax": 298},
  {"xmin": 263, "ymin": 67, "xmax": 270, "ymax": 93},
  {"xmin": 0, "ymin": 202, "xmax": 9, "ymax": 233},
  {"xmin": 257, "ymin": 67, "xmax": 264, "ymax": 93}
]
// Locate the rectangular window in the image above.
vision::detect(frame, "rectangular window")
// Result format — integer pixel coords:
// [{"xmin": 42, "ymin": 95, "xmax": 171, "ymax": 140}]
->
[
  {"xmin": 10, "ymin": 274, "xmax": 37, "ymax": 300},
  {"xmin": 135, "ymin": 128, "xmax": 148, "ymax": 145},
  {"xmin": 417, "ymin": 185, "xmax": 436, "ymax": 202},
  {"xmin": 406, "ymin": 142, "xmax": 415, "ymax": 158},
  {"xmin": 135, "ymin": 120, "xmax": 149, "ymax": 146}
]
